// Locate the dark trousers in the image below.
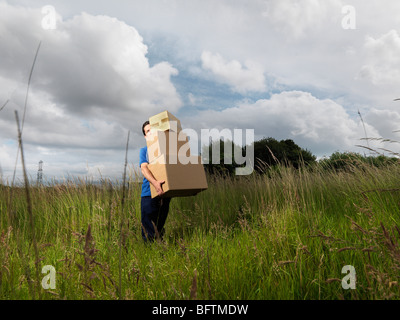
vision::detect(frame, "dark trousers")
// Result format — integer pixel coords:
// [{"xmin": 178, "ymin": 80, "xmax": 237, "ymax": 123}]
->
[{"xmin": 141, "ymin": 196, "xmax": 171, "ymax": 242}]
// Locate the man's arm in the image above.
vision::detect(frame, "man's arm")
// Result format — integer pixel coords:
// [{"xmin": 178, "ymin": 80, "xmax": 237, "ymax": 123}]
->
[{"xmin": 141, "ymin": 162, "xmax": 165, "ymax": 196}]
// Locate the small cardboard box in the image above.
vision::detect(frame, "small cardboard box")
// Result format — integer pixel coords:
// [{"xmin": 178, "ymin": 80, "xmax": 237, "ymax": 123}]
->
[
  {"xmin": 149, "ymin": 110, "xmax": 182, "ymax": 132},
  {"xmin": 148, "ymin": 154, "xmax": 208, "ymax": 198},
  {"xmin": 146, "ymin": 130, "xmax": 191, "ymax": 163}
]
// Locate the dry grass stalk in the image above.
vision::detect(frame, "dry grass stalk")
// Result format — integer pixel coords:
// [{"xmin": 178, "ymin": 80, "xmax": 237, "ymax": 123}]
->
[
  {"xmin": 71, "ymin": 224, "xmax": 117, "ymax": 299},
  {"xmin": 337, "ymin": 247, "xmax": 357, "ymax": 253},
  {"xmin": 10, "ymin": 41, "xmax": 41, "ymax": 188},
  {"xmin": 15, "ymin": 110, "xmax": 41, "ymax": 300},
  {"xmin": 309, "ymin": 230, "xmax": 343, "ymax": 243},
  {"xmin": 152, "ymin": 221, "xmax": 161, "ymax": 241},
  {"xmin": 0, "ymin": 227, "xmax": 12, "ymax": 285},
  {"xmin": 380, "ymin": 222, "xmax": 400, "ymax": 265},
  {"xmin": 189, "ymin": 269, "xmax": 198, "ymax": 300},
  {"xmin": 361, "ymin": 247, "xmax": 376, "ymax": 253},
  {"xmin": 352, "ymin": 202, "xmax": 374, "ymax": 218},
  {"xmin": 118, "ymin": 130, "xmax": 130, "ymax": 300},
  {"xmin": 0, "ymin": 99, "xmax": 9, "ymax": 112},
  {"xmin": 326, "ymin": 278, "xmax": 341, "ymax": 283},
  {"xmin": 345, "ymin": 215, "xmax": 369, "ymax": 235},
  {"xmin": 107, "ymin": 181, "xmax": 113, "ymax": 242},
  {"xmin": 278, "ymin": 260, "xmax": 295, "ymax": 266}
]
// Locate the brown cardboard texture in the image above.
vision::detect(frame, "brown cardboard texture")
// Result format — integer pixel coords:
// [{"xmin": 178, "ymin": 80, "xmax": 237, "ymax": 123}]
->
[
  {"xmin": 148, "ymin": 154, "xmax": 208, "ymax": 198},
  {"xmin": 146, "ymin": 130, "xmax": 190, "ymax": 163},
  {"xmin": 149, "ymin": 110, "xmax": 182, "ymax": 132}
]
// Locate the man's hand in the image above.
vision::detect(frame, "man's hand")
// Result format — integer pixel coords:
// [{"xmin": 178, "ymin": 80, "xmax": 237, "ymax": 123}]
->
[
  {"xmin": 141, "ymin": 162, "xmax": 166, "ymax": 196},
  {"xmin": 153, "ymin": 180, "xmax": 165, "ymax": 196}
]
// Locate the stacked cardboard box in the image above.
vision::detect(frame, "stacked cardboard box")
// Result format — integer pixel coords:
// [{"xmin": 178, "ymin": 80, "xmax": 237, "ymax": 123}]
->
[{"xmin": 147, "ymin": 111, "xmax": 208, "ymax": 198}]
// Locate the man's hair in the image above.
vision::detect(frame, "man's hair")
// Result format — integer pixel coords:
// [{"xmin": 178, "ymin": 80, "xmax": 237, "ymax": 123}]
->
[{"xmin": 142, "ymin": 120, "xmax": 150, "ymax": 136}]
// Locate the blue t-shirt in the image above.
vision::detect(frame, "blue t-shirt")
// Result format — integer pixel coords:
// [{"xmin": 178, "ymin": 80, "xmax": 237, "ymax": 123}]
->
[{"xmin": 139, "ymin": 146, "xmax": 151, "ymax": 197}]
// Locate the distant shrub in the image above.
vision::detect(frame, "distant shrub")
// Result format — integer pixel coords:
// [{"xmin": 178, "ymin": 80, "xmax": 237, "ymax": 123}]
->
[{"xmin": 318, "ymin": 151, "xmax": 399, "ymax": 171}]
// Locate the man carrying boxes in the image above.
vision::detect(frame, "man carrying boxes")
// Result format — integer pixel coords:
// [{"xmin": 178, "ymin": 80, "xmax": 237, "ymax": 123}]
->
[
  {"xmin": 139, "ymin": 111, "xmax": 208, "ymax": 242},
  {"xmin": 140, "ymin": 120, "xmax": 170, "ymax": 242}
]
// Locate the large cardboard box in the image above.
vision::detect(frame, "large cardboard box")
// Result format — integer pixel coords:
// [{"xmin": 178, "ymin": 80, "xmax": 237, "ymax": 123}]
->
[
  {"xmin": 146, "ymin": 110, "xmax": 208, "ymax": 198},
  {"xmin": 148, "ymin": 154, "xmax": 208, "ymax": 198},
  {"xmin": 149, "ymin": 111, "xmax": 182, "ymax": 132},
  {"xmin": 146, "ymin": 130, "xmax": 191, "ymax": 163}
]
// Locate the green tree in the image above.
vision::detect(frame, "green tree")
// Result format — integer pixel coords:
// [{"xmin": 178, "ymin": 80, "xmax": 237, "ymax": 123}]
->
[
  {"xmin": 202, "ymin": 137, "xmax": 317, "ymax": 176},
  {"xmin": 253, "ymin": 137, "xmax": 316, "ymax": 173},
  {"xmin": 201, "ymin": 139, "xmax": 241, "ymax": 176}
]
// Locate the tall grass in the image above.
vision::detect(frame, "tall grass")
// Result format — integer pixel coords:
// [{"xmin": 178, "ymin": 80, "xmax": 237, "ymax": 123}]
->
[{"xmin": 1, "ymin": 158, "xmax": 400, "ymax": 300}]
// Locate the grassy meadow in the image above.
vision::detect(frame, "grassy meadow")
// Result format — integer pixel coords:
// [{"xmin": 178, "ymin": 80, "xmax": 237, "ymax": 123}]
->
[{"xmin": 1, "ymin": 159, "xmax": 400, "ymax": 300}]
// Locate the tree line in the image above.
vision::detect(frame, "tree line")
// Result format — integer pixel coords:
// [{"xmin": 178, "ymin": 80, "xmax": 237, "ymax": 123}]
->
[{"xmin": 202, "ymin": 137, "xmax": 399, "ymax": 176}]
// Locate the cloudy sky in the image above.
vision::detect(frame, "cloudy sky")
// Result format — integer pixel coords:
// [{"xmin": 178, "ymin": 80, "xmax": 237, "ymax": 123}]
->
[{"xmin": 1, "ymin": 0, "xmax": 400, "ymax": 182}]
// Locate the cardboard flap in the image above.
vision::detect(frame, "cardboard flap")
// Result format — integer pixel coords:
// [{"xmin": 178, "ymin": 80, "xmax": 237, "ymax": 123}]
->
[{"xmin": 149, "ymin": 111, "xmax": 182, "ymax": 132}]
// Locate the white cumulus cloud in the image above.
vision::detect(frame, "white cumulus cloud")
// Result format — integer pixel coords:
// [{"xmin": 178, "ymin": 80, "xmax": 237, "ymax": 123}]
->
[
  {"xmin": 262, "ymin": 0, "xmax": 342, "ymax": 39},
  {"xmin": 359, "ymin": 30, "xmax": 400, "ymax": 86},
  {"xmin": 182, "ymin": 91, "xmax": 380, "ymax": 157},
  {"xmin": 201, "ymin": 51, "xmax": 267, "ymax": 94}
]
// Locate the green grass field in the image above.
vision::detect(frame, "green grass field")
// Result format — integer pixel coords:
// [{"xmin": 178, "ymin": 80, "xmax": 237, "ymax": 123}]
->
[{"xmin": 1, "ymin": 160, "xmax": 400, "ymax": 300}]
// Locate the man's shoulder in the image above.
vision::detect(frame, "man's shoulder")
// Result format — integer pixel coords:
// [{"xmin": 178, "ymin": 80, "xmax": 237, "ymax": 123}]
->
[
  {"xmin": 140, "ymin": 146, "xmax": 148, "ymax": 153},
  {"xmin": 139, "ymin": 146, "xmax": 148, "ymax": 165}
]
